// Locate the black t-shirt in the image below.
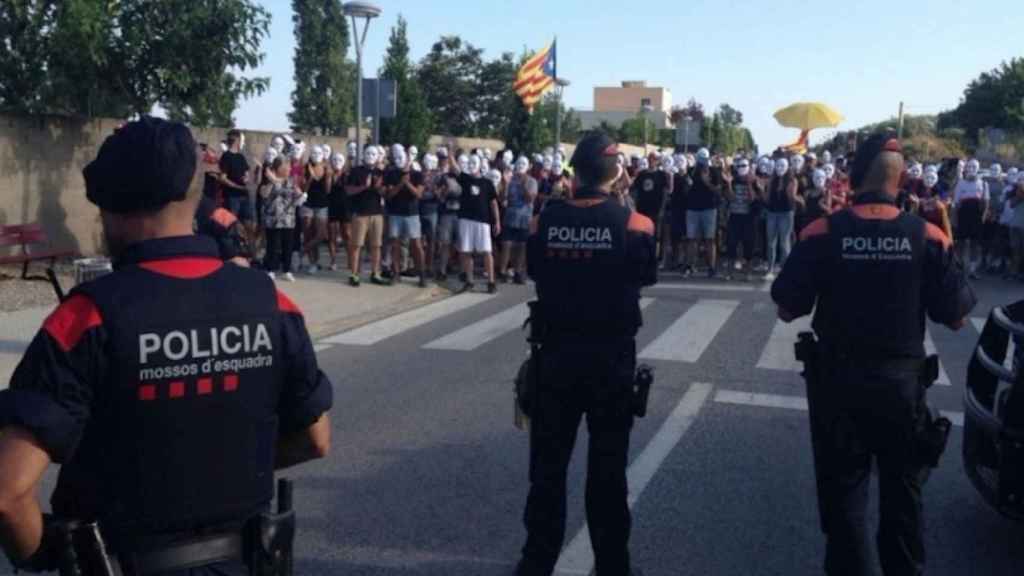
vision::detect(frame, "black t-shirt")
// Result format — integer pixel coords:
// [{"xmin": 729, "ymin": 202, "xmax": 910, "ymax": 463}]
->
[
  {"xmin": 688, "ymin": 168, "xmax": 720, "ymax": 211},
  {"xmin": 670, "ymin": 173, "xmax": 691, "ymax": 214},
  {"xmin": 347, "ymin": 166, "xmax": 384, "ymax": 216},
  {"xmin": 633, "ymin": 171, "xmax": 670, "ymax": 220},
  {"xmin": 305, "ymin": 166, "xmax": 329, "ymax": 209},
  {"xmin": 384, "ymin": 168, "xmax": 425, "ymax": 216},
  {"xmin": 218, "ymin": 152, "xmax": 249, "ymax": 198},
  {"xmin": 456, "ymin": 173, "xmax": 496, "ymax": 223}
]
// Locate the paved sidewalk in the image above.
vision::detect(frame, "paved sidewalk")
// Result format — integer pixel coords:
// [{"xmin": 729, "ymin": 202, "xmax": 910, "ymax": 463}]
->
[{"xmin": 0, "ymin": 270, "xmax": 449, "ymax": 390}]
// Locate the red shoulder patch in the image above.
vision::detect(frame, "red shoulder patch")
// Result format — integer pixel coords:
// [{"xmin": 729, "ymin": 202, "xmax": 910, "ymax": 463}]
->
[
  {"xmin": 627, "ymin": 212, "xmax": 655, "ymax": 236},
  {"xmin": 277, "ymin": 290, "xmax": 303, "ymax": 316},
  {"xmin": 799, "ymin": 217, "xmax": 830, "ymax": 242},
  {"xmin": 924, "ymin": 222, "xmax": 953, "ymax": 251},
  {"xmin": 43, "ymin": 294, "xmax": 103, "ymax": 352},
  {"xmin": 139, "ymin": 257, "xmax": 223, "ymax": 279}
]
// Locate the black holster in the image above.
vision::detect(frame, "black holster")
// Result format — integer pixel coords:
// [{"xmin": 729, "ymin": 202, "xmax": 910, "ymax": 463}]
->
[
  {"xmin": 17, "ymin": 517, "xmax": 122, "ymax": 576},
  {"xmin": 632, "ymin": 365, "xmax": 654, "ymax": 418},
  {"xmin": 246, "ymin": 479, "xmax": 296, "ymax": 576},
  {"xmin": 516, "ymin": 301, "xmax": 549, "ymax": 418}
]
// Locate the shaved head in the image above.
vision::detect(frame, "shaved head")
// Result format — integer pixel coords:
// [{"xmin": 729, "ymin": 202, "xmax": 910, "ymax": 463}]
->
[{"xmin": 858, "ymin": 151, "xmax": 904, "ymax": 197}]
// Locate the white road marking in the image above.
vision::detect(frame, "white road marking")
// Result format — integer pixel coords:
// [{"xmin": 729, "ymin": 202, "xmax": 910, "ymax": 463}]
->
[
  {"xmin": 313, "ymin": 343, "xmax": 333, "ymax": 353},
  {"xmin": 423, "ymin": 303, "xmax": 529, "ymax": 351},
  {"xmin": 756, "ymin": 316, "xmax": 814, "ymax": 372},
  {"xmin": 554, "ymin": 383, "xmax": 713, "ymax": 576},
  {"xmin": 923, "ymin": 328, "xmax": 952, "ymax": 386},
  {"xmin": 321, "ymin": 293, "xmax": 494, "ymax": 346},
  {"xmin": 971, "ymin": 317, "xmax": 986, "ymax": 333},
  {"xmin": 648, "ymin": 282, "xmax": 757, "ymax": 293},
  {"xmin": 713, "ymin": 389, "xmax": 964, "ymax": 427},
  {"xmin": 639, "ymin": 299, "xmax": 739, "ymax": 363}
]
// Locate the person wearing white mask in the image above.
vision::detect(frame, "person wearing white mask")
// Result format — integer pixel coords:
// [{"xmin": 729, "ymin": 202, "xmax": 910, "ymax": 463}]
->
[
  {"xmin": 455, "ymin": 155, "xmax": 501, "ymax": 293},
  {"xmin": 686, "ymin": 148, "xmax": 728, "ymax": 277},
  {"xmin": 721, "ymin": 157, "xmax": 762, "ymax": 280},
  {"xmin": 666, "ymin": 154, "xmax": 692, "ymax": 271},
  {"xmin": 953, "ymin": 158, "xmax": 989, "ymax": 278},
  {"xmin": 497, "ymin": 156, "xmax": 538, "ymax": 284},
  {"xmin": 435, "ymin": 149, "xmax": 463, "ymax": 280},
  {"xmin": 347, "ymin": 141, "xmax": 359, "ymax": 164},
  {"xmin": 219, "ymin": 129, "xmax": 253, "ymax": 235},
  {"xmin": 764, "ymin": 157, "xmax": 803, "ymax": 280},
  {"xmin": 270, "ymin": 135, "xmax": 286, "ymax": 154},
  {"xmin": 327, "ymin": 152, "xmax": 351, "ymax": 272},
  {"xmin": 383, "ymin": 149, "xmax": 428, "ymax": 287},
  {"xmin": 610, "ymin": 152, "xmax": 634, "ymax": 209},
  {"xmin": 300, "ymin": 145, "xmax": 330, "ymax": 273},
  {"xmin": 344, "ymin": 145, "xmax": 387, "ymax": 286},
  {"xmin": 419, "ymin": 153, "xmax": 442, "ymax": 276}
]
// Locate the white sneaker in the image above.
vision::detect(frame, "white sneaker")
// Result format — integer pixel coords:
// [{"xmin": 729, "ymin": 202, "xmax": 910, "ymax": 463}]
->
[
  {"xmin": 306, "ymin": 265, "xmax": 318, "ymax": 275},
  {"xmin": 284, "ymin": 272, "xmax": 296, "ymax": 282},
  {"xmin": 329, "ymin": 263, "xmax": 339, "ymax": 272},
  {"xmin": 764, "ymin": 271, "xmax": 776, "ymax": 281},
  {"xmin": 733, "ymin": 261, "xmax": 742, "ymax": 271},
  {"xmin": 268, "ymin": 272, "xmax": 276, "ymax": 281}
]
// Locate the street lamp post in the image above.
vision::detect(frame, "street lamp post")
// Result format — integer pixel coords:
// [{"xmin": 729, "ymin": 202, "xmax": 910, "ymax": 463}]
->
[
  {"xmin": 343, "ymin": 1, "xmax": 382, "ymax": 164},
  {"xmin": 641, "ymin": 103, "xmax": 654, "ymax": 151},
  {"xmin": 554, "ymin": 78, "xmax": 570, "ymax": 149},
  {"xmin": 683, "ymin": 114, "xmax": 693, "ymax": 153}
]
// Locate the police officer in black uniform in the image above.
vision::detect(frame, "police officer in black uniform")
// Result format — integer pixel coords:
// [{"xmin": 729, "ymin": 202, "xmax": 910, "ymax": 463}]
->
[
  {"xmin": 771, "ymin": 133, "xmax": 976, "ymax": 576},
  {"xmin": 195, "ymin": 194, "xmax": 252, "ymax": 266},
  {"xmin": 515, "ymin": 133, "xmax": 657, "ymax": 576},
  {"xmin": 0, "ymin": 117, "xmax": 333, "ymax": 575}
]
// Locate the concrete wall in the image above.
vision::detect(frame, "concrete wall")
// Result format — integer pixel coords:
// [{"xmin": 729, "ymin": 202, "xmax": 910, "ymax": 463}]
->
[
  {"xmin": 594, "ymin": 83, "xmax": 672, "ymax": 114},
  {"xmin": 0, "ymin": 114, "xmax": 589, "ymax": 257}
]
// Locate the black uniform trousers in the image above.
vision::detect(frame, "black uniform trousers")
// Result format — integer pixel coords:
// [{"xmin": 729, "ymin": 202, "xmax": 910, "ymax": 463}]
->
[
  {"xmin": 519, "ymin": 337, "xmax": 635, "ymax": 576},
  {"xmin": 818, "ymin": 361, "xmax": 930, "ymax": 576}
]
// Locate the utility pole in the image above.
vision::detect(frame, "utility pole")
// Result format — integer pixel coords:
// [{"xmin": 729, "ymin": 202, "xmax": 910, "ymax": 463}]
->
[
  {"xmin": 897, "ymin": 101, "xmax": 905, "ymax": 140},
  {"xmin": 554, "ymin": 78, "xmax": 571, "ymax": 148}
]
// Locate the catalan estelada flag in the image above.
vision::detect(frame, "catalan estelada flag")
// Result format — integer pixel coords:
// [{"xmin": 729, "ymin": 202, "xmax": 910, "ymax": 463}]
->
[{"xmin": 514, "ymin": 40, "xmax": 557, "ymax": 112}]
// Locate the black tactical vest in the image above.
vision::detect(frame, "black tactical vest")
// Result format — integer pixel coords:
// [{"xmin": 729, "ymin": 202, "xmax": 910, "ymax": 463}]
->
[
  {"xmin": 812, "ymin": 204, "xmax": 927, "ymax": 358},
  {"xmin": 534, "ymin": 197, "xmax": 639, "ymax": 337},
  {"xmin": 61, "ymin": 261, "xmax": 282, "ymax": 542}
]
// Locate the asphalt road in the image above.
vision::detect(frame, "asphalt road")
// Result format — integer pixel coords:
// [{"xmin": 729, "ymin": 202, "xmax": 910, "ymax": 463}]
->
[{"xmin": 6, "ymin": 272, "xmax": 1023, "ymax": 575}]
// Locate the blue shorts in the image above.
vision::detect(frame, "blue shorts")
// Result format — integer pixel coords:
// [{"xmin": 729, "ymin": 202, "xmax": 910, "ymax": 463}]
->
[
  {"xmin": 388, "ymin": 214, "xmax": 421, "ymax": 240},
  {"xmin": 686, "ymin": 209, "xmax": 718, "ymax": 240},
  {"xmin": 502, "ymin": 227, "xmax": 530, "ymax": 244},
  {"xmin": 225, "ymin": 196, "xmax": 254, "ymax": 223},
  {"xmin": 420, "ymin": 212, "xmax": 439, "ymax": 239}
]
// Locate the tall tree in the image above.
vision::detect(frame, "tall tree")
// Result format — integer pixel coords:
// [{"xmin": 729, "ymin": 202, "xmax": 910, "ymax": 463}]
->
[
  {"xmin": 717, "ymin": 103, "xmax": 743, "ymax": 127},
  {"xmin": 475, "ymin": 52, "xmax": 518, "ymax": 138},
  {"xmin": 1, "ymin": 0, "xmax": 271, "ymax": 123},
  {"xmin": 289, "ymin": 0, "xmax": 354, "ymax": 135},
  {"xmin": 940, "ymin": 58, "xmax": 1024, "ymax": 141},
  {"xmin": 671, "ymin": 98, "xmax": 706, "ymax": 124},
  {"xmin": 417, "ymin": 36, "xmax": 484, "ymax": 136},
  {"xmin": 378, "ymin": 15, "xmax": 431, "ymax": 148}
]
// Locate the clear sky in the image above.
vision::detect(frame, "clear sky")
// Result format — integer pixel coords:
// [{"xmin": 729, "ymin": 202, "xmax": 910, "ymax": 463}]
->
[{"xmin": 235, "ymin": 0, "xmax": 1024, "ymax": 151}]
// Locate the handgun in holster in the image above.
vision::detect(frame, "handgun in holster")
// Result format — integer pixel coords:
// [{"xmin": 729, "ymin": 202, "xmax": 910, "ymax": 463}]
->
[
  {"xmin": 20, "ymin": 517, "xmax": 122, "ymax": 576},
  {"xmin": 794, "ymin": 331, "xmax": 833, "ymax": 534},
  {"xmin": 515, "ymin": 302, "xmax": 549, "ymax": 429},
  {"xmin": 632, "ymin": 365, "xmax": 654, "ymax": 418},
  {"xmin": 246, "ymin": 479, "xmax": 296, "ymax": 576}
]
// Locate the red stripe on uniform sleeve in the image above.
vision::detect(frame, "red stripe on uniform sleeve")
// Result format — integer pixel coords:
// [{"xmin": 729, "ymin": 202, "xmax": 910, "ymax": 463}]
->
[
  {"xmin": 139, "ymin": 257, "xmax": 223, "ymax": 279},
  {"xmin": 42, "ymin": 294, "xmax": 103, "ymax": 352},
  {"xmin": 277, "ymin": 290, "xmax": 303, "ymax": 316}
]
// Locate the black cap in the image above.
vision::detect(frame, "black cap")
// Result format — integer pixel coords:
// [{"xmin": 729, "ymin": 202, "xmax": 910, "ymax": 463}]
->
[
  {"xmin": 569, "ymin": 132, "xmax": 619, "ymax": 173},
  {"xmin": 849, "ymin": 132, "xmax": 902, "ymax": 189},
  {"xmin": 84, "ymin": 116, "xmax": 198, "ymax": 214}
]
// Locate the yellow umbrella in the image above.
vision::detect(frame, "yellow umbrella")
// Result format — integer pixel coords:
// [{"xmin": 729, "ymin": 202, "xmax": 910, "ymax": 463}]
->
[{"xmin": 773, "ymin": 102, "xmax": 845, "ymax": 131}]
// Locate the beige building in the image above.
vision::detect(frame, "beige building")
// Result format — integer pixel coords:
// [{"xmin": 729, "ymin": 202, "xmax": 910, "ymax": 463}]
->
[{"xmin": 593, "ymin": 81, "xmax": 672, "ymax": 114}]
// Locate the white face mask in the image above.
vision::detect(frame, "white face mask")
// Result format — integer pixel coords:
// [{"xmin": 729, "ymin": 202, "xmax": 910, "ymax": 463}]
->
[
  {"xmin": 391, "ymin": 143, "xmax": 405, "ymax": 158},
  {"xmin": 758, "ymin": 158, "xmax": 772, "ymax": 175},
  {"xmin": 502, "ymin": 150, "xmax": 514, "ymax": 166},
  {"xmin": 515, "ymin": 157, "xmax": 530, "ymax": 175},
  {"xmin": 483, "ymin": 148, "xmax": 493, "ymax": 161},
  {"xmin": 263, "ymin": 148, "xmax": 279, "ymax": 165},
  {"xmin": 696, "ymin": 148, "xmax": 710, "ymax": 165},
  {"xmin": 823, "ymin": 164, "xmax": 836, "ymax": 179},
  {"xmin": 423, "ymin": 154, "xmax": 439, "ymax": 171},
  {"xmin": 408, "ymin": 146, "xmax": 418, "ymax": 160},
  {"xmin": 553, "ymin": 163, "xmax": 564, "ymax": 177},
  {"xmin": 330, "ymin": 153, "xmax": 346, "ymax": 171},
  {"xmin": 908, "ymin": 165, "xmax": 923, "ymax": 179},
  {"xmin": 291, "ymin": 142, "xmax": 305, "ymax": 160},
  {"xmin": 364, "ymin": 148, "xmax": 380, "ymax": 166},
  {"xmin": 674, "ymin": 155, "xmax": 688, "ymax": 173},
  {"xmin": 347, "ymin": 142, "xmax": 358, "ymax": 157},
  {"xmin": 487, "ymin": 169, "xmax": 502, "ymax": 187},
  {"xmin": 638, "ymin": 158, "xmax": 649, "ymax": 171},
  {"xmin": 458, "ymin": 154, "xmax": 470, "ymax": 173},
  {"xmin": 822, "ymin": 151, "xmax": 832, "ymax": 164},
  {"xmin": 617, "ymin": 154, "xmax": 626, "ymax": 167},
  {"xmin": 965, "ymin": 160, "xmax": 979, "ymax": 178},
  {"xmin": 394, "ymin": 152, "xmax": 408, "ymax": 170},
  {"xmin": 812, "ymin": 170, "xmax": 827, "ymax": 189},
  {"xmin": 924, "ymin": 173, "xmax": 939, "ymax": 187},
  {"xmin": 322, "ymin": 145, "xmax": 332, "ymax": 159},
  {"xmin": 989, "ymin": 164, "xmax": 1002, "ymax": 178},
  {"xmin": 775, "ymin": 159, "xmax": 789, "ymax": 176},
  {"xmin": 791, "ymin": 156, "xmax": 805, "ymax": 171},
  {"xmin": 271, "ymin": 136, "xmax": 285, "ymax": 152},
  {"xmin": 468, "ymin": 155, "xmax": 482, "ymax": 175},
  {"xmin": 542, "ymin": 155, "xmax": 553, "ymax": 171},
  {"xmin": 661, "ymin": 156, "xmax": 675, "ymax": 173},
  {"xmin": 736, "ymin": 163, "xmax": 750, "ymax": 177},
  {"xmin": 238, "ymin": 133, "xmax": 246, "ymax": 152},
  {"xmin": 310, "ymin": 147, "xmax": 325, "ymax": 164}
]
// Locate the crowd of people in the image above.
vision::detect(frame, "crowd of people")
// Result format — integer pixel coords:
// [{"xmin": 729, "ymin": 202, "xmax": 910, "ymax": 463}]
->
[{"xmin": 200, "ymin": 129, "xmax": 1024, "ymax": 290}]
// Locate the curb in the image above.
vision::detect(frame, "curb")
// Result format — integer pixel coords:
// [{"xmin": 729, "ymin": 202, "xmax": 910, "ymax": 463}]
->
[{"xmin": 306, "ymin": 284, "xmax": 453, "ymax": 340}]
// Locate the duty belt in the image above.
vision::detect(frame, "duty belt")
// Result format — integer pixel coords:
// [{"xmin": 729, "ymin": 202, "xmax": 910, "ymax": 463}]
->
[{"xmin": 122, "ymin": 533, "xmax": 244, "ymax": 574}]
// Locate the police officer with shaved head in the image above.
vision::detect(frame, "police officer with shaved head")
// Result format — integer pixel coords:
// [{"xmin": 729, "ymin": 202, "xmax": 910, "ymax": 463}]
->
[
  {"xmin": 515, "ymin": 132, "xmax": 657, "ymax": 576},
  {"xmin": 772, "ymin": 133, "xmax": 976, "ymax": 576},
  {"xmin": 0, "ymin": 117, "xmax": 332, "ymax": 575}
]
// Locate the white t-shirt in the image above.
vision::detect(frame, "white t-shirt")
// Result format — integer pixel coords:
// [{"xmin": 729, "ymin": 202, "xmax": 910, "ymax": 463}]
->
[{"xmin": 953, "ymin": 179, "xmax": 989, "ymax": 205}]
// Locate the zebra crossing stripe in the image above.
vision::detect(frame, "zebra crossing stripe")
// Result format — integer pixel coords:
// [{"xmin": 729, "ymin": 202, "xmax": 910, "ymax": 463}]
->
[
  {"xmin": 321, "ymin": 293, "xmax": 494, "ymax": 346},
  {"xmin": 639, "ymin": 299, "xmax": 739, "ymax": 363},
  {"xmin": 923, "ymin": 328, "xmax": 952, "ymax": 386},
  {"xmin": 756, "ymin": 316, "xmax": 813, "ymax": 372},
  {"xmin": 313, "ymin": 343, "xmax": 333, "ymax": 353},
  {"xmin": 713, "ymin": 389, "xmax": 964, "ymax": 427},
  {"xmin": 971, "ymin": 317, "xmax": 986, "ymax": 333},
  {"xmin": 648, "ymin": 282, "xmax": 757, "ymax": 293},
  {"xmin": 423, "ymin": 303, "xmax": 529, "ymax": 351}
]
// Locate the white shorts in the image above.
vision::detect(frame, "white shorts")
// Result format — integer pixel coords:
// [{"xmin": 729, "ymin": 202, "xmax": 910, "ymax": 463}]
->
[{"xmin": 457, "ymin": 219, "xmax": 492, "ymax": 254}]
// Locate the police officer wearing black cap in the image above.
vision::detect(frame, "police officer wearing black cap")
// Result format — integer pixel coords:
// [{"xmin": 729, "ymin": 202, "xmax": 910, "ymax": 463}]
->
[
  {"xmin": 772, "ymin": 132, "xmax": 976, "ymax": 575},
  {"xmin": 515, "ymin": 132, "xmax": 657, "ymax": 576},
  {"xmin": 0, "ymin": 117, "xmax": 333, "ymax": 575}
]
